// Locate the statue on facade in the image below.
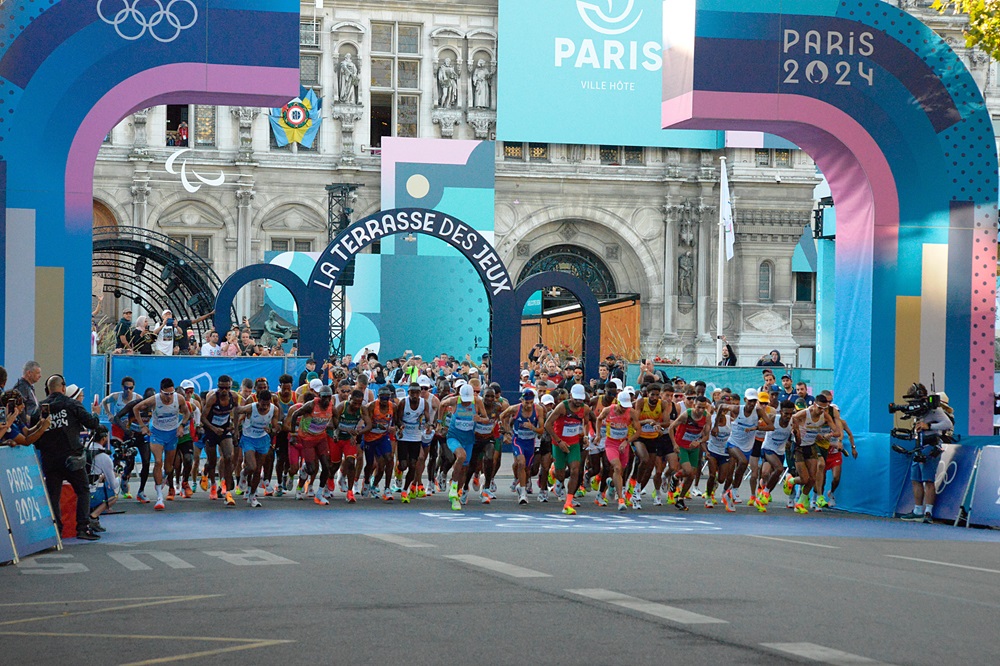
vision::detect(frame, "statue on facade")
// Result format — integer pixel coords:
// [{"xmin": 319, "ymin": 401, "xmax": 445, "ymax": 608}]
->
[
  {"xmin": 436, "ymin": 57, "xmax": 459, "ymax": 108},
  {"xmin": 678, "ymin": 251, "xmax": 694, "ymax": 300},
  {"xmin": 261, "ymin": 311, "xmax": 295, "ymax": 347},
  {"xmin": 471, "ymin": 59, "xmax": 493, "ymax": 109},
  {"xmin": 338, "ymin": 54, "xmax": 359, "ymax": 104}
]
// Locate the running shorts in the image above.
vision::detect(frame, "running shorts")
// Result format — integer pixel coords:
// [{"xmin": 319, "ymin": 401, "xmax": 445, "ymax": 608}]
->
[
  {"xmin": 535, "ymin": 435, "xmax": 553, "ymax": 458},
  {"xmin": 149, "ymin": 426, "xmax": 178, "ymax": 451},
  {"xmin": 447, "ymin": 437, "xmax": 474, "ymax": 464},
  {"xmin": 364, "ymin": 434, "xmax": 392, "ymax": 459},
  {"xmin": 751, "ymin": 439, "xmax": 763, "ymax": 458},
  {"xmin": 298, "ymin": 434, "xmax": 329, "ymax": 463},
  {"xmin": 794, "ymin": 444, "xmax": 817, "ymax": 462},
  {"xmin": 677, "ymin": 447, "xmax": 700, "ymax": 468},
  {"xmin": 329, "ymin": 437, "xmax": 359, "ymax": 463},
  {"xmin": 604, "ymin": 439, "xmax": 630, "ymax": 467},
  {"xmin": 397, "ymin": 439, "xmax": 421, "ymax": 464},
  {"xmin": 642, "ymin": 434, "xmax": 673, "ymax": 458},
  {"xmin": 552, "ymin": 442, "xmax": 582, "ymax": 469},
  {"xmin": 512, "ymin": 437, "xmax": 535, "ymax": 467},
  {"xmin": 240, "ymin": 434, "xmax": 271, "ymax": 455}
]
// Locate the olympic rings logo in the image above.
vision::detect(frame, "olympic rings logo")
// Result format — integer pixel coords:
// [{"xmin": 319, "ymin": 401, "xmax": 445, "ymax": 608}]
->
[{"xmin": 97, "ymin": 0, "xmax": 199, "ymax": 44}]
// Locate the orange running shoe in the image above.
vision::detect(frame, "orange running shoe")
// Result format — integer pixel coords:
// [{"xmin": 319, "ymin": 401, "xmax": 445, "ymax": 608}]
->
[
  {"xmin": 199, "ymin": 474, "xmax": 209, "ymax": 491},
  {"xmin": 182, "ymin": 482, "xmax": 193, "ymax": 499},
  {"xmin": 346, "ymin": 490, "xmax": 356, "ymax": 503},
  {"xmin": 167, "ymin": 486, "xmax": 175, "ymax": 500},
  {"xmin": 225, "ymin": 492, "xmax": 236, "ymax": 507},
  {"xmin": 209, "ymin": 485, "xmax": 218, "ymax": 500}
]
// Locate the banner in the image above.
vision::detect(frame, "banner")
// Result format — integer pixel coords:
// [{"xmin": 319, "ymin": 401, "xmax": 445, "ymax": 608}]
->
[
  {"xmin": 892, "ymin": 444, "xmax": 979, "ymax": 522},
  {"xmin": 0, "ymin": 495, "xmax": 17, "ymax": 564},
  {"xmin": 110, "ymin": 356, "xmax": 290, "ymax": 396},
  {"xmin": 969, "ymin": 446, "xmax": 1000, "ymax": 527},
  {"xmin": 625, "ymin": 364, "xmax": 833, "ymax": 397},
  {"xmin": 497, "ymin": 0, "xmax": 722, "ymax": 148},
  {"xmin": 0, "ymin": 446, "xmax": 61, "ymax": 562}
]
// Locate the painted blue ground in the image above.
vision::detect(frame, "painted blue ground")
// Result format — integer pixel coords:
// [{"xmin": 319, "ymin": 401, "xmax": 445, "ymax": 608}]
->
[{"xmin": 91, "ymin": 507, "xmax": 1000, "ymax": 545}]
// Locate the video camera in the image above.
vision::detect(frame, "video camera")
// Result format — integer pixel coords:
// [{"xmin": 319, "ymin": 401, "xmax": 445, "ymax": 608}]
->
[{"xmin": 887, "ymin": 382, "xmax": 940, "ymax": 420}]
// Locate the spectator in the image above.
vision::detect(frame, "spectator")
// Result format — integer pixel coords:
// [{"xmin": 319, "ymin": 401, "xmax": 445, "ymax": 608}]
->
[
  {"xmin": 220, "ymin": 330, "xmax": 240, "ymax": 356},
  {"xmin": 0, "ymin": 365, "xmax": 6, "ymax": 392},
  {"xmin": 756, "ymin": 349, "xmax": 784, "ymax": 367},
  {"xmin": 299, "ymin": 358, "xmax": 317, "ymax": 387},
  {"xmin": 718, "ymin": 335, "xmax": 737, "ymax": 366},
  {"xmin": 35, "ymin": 374, "xmax": 104, "ymax": 540},
  {"xmin": 114, "ymin": 308, "xmax": 133, "ymax": 351},
  {"xmin": 238, "ymin": 330, "xmax": 256, "ymax": 356},
  {"xmin": 151, "ymin": 309, "xmax": 177, "ymax": 356},
  {"xmin": 1, "ymin": 390, "xmax": 49, "ymax": 446},
  {"xmin": 129, "ymin": 316, "xmax": 156, "ymax": 354},
  {"xmin": 174, "ymin": 311, "xmax": 214, "ymax": 355},
  {"xmin": 14, "ymin": 360, "xmax": 41, "ymax": 424},
  {"xmin": 199, "ymin": 331, "xmax": 222, "ymax": 356}
]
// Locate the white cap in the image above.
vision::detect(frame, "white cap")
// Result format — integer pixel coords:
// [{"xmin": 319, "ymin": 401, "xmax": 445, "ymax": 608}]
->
[
  {"xmin": 610, "ymin": 377, "xmax": 623, "ymax": 390},
  {"xmin": 624, "ymin": 385, "xmax": 636, "ymax": 396},
  {"xmin": 180, "ymin": 379, "xmax": 195, "ymax": 390},
  {"xmin": 617, "ymin": 391, "xmax": 632, "ymax": 408},
  {"xmin": 521, "ymin": 369, "xmax": 530, "ymax": 377},
  {"xmin": 395, "ymin": 387, "xmax": 407, "ymax": 400},
  {"xmin": 744, "ymin": 388, "xmax": 758, "ymax": 401},
  {"xmin": 455, "ymin": 378, "xmax": 467, "ymax": 389},
  {"xmin": 571, "ymin": 384, "xmax": 586, "ymax": 400},
  {"xmin": 469, "ymin": 367, "xmax": 479, "ymax": 374},
  {"xmin": 459, "ymin": 384, "xmax": 475, "ymax": 403},
  {"xmin": 541, "ymin": 394, "xmax": 555, "ymax": 405},
  {"xmin": 66, "ymin": 384, "xmax": 83, "ymax": 400},
  {"xmin": 309, "ymin": 379, "xmax": 324, "ymax": 392},
  {"xmin": 418, "ymin": 375, "xmax": 432, "ymax": 388}
]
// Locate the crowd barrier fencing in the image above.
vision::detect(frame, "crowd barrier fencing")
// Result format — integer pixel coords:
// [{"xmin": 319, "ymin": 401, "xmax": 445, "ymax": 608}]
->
[{"xmin": 0, "ymin": 446, "xmax": 62, "ymax": 564}]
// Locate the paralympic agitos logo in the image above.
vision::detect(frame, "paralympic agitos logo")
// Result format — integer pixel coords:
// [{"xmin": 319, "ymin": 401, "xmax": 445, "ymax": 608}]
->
[{"xmin": 555, "ymin": 0, "xmax": 662, "ymax": 71}]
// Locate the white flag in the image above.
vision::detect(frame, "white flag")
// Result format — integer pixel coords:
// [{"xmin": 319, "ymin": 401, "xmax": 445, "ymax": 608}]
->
[{"xmin": 720, "ymin": 163, "xmax": 735, "ymax": 261}]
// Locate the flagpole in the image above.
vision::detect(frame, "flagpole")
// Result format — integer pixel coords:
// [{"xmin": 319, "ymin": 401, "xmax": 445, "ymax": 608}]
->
[{"xmin": 717, "ymin": 156, "xmax": 727, "ymax": 364}]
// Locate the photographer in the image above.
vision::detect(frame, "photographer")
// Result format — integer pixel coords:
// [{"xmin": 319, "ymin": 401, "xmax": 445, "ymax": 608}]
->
[
  {"xmin": 1, "ymin": 390, "xmax": 50, "ymax": 446},
  {"xmin": 35, "ymin": 375, "xmax": 104, "ymax": 540},
  {"xmin": 895, "ymin": 383, "xmax": 952, "ymax": 524}
]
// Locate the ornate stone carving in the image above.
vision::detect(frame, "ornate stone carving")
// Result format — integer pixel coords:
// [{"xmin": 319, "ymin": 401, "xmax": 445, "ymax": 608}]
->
[
  {"xmin": 466, "ymin": 108, "xmax": 496, "ymax": 140},
  {"xmin": 559, "ymin": 222, "xmax": 577, "ymax": 241},
  {"xmin": 469, "ymin": 58, "xmax": 496, "ymax": 109},
  {"xmin": 431, "ymin": 109, "xmax": 463, "ymax": 138},
  {"xmin": 230, "ymin": 107, "xmax": 260, "ymax": 163},
  {"xmin": 745, "ymin": 309, "xmax": 787, "ymax": 334},
  {"xmin": 331, "ymin": 102, "xmax": 365, "ymax": 163},
  {"xmin": 337, "ymin": 53, "xmax": 360, "ymax": 104},
  {"xmin": 129, "ymin": 108, "xmax": 150, "ymax": 159},
  {"xmin": 605, "ymin": 244, "xmax": 620, "ymax": 261},
  {"xmin": 515, "ymin": 242, "xmax": 531, "ymax": 257},
  {"xmin": 235, "ymin": 187, "xmax": 256, "ymax": 206},
  {"xmin": 435, "ymin": 57, "xmax": 460, "ymax": 108},
  {"xmin": 678, "ymin": 250, "xmax": 694, "ymax": 303}
]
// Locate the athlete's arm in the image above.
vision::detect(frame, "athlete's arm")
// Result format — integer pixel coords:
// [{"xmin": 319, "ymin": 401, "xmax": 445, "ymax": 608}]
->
[
  {"xmin": 543, "ymin": 401, "xmax": 565, "ymax": 438},
  {"xmin": 595, "ymin": 405, "xmax": 611, "ymax": 436},
  {"xmin": 286, "ymin": 401, "xmax": 313, "ymax": 431},
  {"xmin": 664, "ymin": 411, "xmax": 686, "ymax": 442},
  {"xmin": 132, "ymin": 396, "xmax": 156, "ymax": 432},
  {"xmin": 201, "ymin": 392, "xmax": 217, "ymax": 431}
]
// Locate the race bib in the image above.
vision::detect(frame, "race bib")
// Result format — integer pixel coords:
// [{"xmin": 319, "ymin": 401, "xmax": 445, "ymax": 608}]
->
[
  {"xmin": 562, "ymin": 423, "xmax": 583, "ymax": 437},
  {"xmin": 609, "ymin": 425, "xmax": 629, "ymax": 440}
]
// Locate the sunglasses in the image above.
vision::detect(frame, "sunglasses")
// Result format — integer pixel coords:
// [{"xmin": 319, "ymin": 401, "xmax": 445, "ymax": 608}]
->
[{"xmin": 123, "ymin": 385, "xmax": 134, "ymax": 390}]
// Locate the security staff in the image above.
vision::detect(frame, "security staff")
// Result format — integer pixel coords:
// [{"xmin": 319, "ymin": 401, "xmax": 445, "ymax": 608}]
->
[{"xmin": 35, "ymin": 375, "xmax": 104, "ymax": 540}]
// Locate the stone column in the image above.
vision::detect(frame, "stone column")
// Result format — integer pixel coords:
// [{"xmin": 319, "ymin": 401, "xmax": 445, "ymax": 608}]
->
[
  {"xmin": 331, "ymin": 102, "xmax": 364, "ymax": 164},
  {"xmin": 662, "ymin": 210, "xmax": 676, "ymax": 338},
  {"xmin": 130, "ymin": 170, "xmax": 150, "ymax": 228},
  {"xmin": 231, "ymin": 107, "xmax": 260, "ymax": 164},
  {"xmin": 235, "ymin": 181, "xmax": 255, "ymax": 319},
  {"xmin": 129, "ymin": 108, "xmax": 150, "ymax": 159},
  {"xmin": 696, "ymin": 209, "xmax": 711, "ymax": 340}
]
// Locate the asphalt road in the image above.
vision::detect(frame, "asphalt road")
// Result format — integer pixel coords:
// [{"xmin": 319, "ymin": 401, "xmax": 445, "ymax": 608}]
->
[{"xmin": 3, "ymin": 469, "xmax": 998, "ymax": 666}]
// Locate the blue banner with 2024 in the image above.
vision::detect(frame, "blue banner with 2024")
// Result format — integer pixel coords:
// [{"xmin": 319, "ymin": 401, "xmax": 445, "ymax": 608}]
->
[
  {"xmin": 109, "ymin": 356, "xmax": 310, "ymax": 396},
  {"xmin": 0, "ymin": 446, "xmax": 61, "ymax": 563}
]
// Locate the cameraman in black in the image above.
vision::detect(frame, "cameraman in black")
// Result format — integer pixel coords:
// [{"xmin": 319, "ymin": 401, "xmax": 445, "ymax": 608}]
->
[
  {"xmin": 35, "ymin": 374, "xmax": 105, "ymax": 540},
  {"xmin": 895, "ymin": 383, "xmax": 952, "ymax": 524}
]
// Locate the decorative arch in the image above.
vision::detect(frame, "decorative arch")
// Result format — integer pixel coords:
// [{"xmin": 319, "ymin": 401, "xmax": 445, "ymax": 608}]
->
[
  {"xmin": 92, "ymin": 199, "xmax": 118, "ymax": 229},
  {"xmin": 213, "ymin": 264, "xmax": 313, "ymax": 335},
  {"xmin": 518, "ymin": 244, "xmax": 618, "ymax": 301}
]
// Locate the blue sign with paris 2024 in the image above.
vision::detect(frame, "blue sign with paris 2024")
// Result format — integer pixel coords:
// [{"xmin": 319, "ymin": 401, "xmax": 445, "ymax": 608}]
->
[{"xmin": 0, "ymin": 446, "xmax": 60, "ymax": 559}]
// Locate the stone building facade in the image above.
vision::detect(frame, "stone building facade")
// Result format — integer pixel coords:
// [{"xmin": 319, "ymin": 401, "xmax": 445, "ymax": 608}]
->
[{"xmin": 90, "ymin": 0, "xmax": 996, "ymax": 367}]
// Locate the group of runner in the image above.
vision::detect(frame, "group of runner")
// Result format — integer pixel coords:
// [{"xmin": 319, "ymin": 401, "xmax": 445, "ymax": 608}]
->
[{"xmin": 98, "ymin": 366, "xmax": 855, "ymax": 515}]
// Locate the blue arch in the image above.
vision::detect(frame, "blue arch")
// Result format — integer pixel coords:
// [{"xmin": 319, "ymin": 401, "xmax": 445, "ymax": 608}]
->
[{"xmin": 214, "ymin": 264, "xmax": 321, "ymax": 340}]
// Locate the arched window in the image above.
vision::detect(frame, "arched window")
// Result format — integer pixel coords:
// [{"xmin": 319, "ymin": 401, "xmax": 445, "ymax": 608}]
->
[
  {"xmin": 518, "ymin": 244, "xmax": 617, "ymax": 307},
  {"xmin": 758, "ymin": 261, "xmax": 773, "ymax": 302}
]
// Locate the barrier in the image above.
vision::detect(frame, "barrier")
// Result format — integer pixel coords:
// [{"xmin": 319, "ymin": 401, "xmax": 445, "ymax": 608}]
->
[
  {"xmin": 107, "ymin": 356, "xmax": 312, "ymax": 396},
  {"xmin": 626, "ymin": 365, "xmax": 834, "ymax": 397},
  {"xmin": 891, "ymin": 444, "xmax": 979, "ymax": 523},
  {"xmin": 91, "ymin": 354, "xmax": 108, "ymax": 404},
  {"xmin": 968, "ymin": 446, "xmax": 1000, "ymax": 527},
  {"xmin": 0, "ymin": 446, "xmax": 61, "ymax": 563}
]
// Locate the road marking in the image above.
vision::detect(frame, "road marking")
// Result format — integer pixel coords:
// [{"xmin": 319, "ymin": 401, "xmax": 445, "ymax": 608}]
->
[
  {"xmin": 16, "ymin": 554, "xmax": 89, "ymax": 575},
  {"xmin": 366, "ymin": 534, "xmax": 436, "ymax": 548},
  {"xmin": 884, "ymin": 554, "xmax": 1000, "ymax": 575},
  {"xmin": 0, "ymin": 595, "xmax": 220, "ymax": 627},
  {"xmin": 0, "ymin": 596, "xmax": 195, "ymax": 608},
  {"xmin": 748, "ymin": 535, "xmax": 840, "ymax": 549},
  {"xmin": 109, "ymin": 550, "xmax": 195, "ymax": 571},
  {"xmin": 566, "ymin": 588, "xmax": 727, "ymax": 625},
  {"xmin": 444, "ymin": 554, "xmax": 551, "ymax": 578},
  {"xmin": 0, "ymin": 631, "xmax": 292, "ymax": 666},
  {"xmin": 202, "ymin": 549, "xmax": 297, "ymax": 566},
  {"xmin": 761, "ymin": 642, "xmax": 891, "ymax": 664}
]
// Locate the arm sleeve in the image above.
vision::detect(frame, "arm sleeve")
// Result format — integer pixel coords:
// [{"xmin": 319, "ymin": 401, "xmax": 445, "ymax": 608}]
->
[
  {"xmin": 923, "ymin": 408, "xmax": 952, "ymax": 432},
  {"xmin": 72, "ymin": 401, "xmax": 102, "ymax": 430}
]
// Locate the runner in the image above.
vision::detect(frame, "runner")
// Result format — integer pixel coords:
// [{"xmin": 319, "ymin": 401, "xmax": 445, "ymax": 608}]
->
[
  {"xmin": 233, "ymin": 389, "xmax": 280, "ymax": 507},
  {"xmin": 200, "ymin": 375, "xmax": 238, "ymax": 506},
  {"xmin": 132, "ymin": 378, "xmax": 191, "ymax": 511},
  {"xmin": 544, "ymin": 384, "xmax": 596, "ymax": 515},
  {"xmin": 721, "ymin": 389, "xmax": 770, "ymax": 510},
  {"xmin": 746, "ymin": 390, "xmax": 775, "ymax": 510},
  {"xmin": 272, "ymin": 374, "xmax": 297, "ymax": 496},
  {"xmin": 394, "ymin": 382, "xmax": 431, "ymax": 503},
  {"xmin": 786, "ymin": 395, "xmax": 839, "ymax": 514},
  {"xmin": 665, "ymin": 395, "xmax": 711, "ymax": 511},
  {"xmin": 705, "ymin": 394, "xmax": 733, "ymax": 510},
  {"xmin": 416, "ymin": 375, "xmax": 441, "ymax": 496},
  {"xmin": 102, "ymin": 377, "xmax": 145, "ymax": 500},
  {"xmin": 332, "ymin": 389, "xmax": 370, "ymax": 503},
  {"xmin": 531, "ymin": 393, "xmax": 556, "ymax": 503},
  {"xmin": 632, "ymin": 383, "xmax": 674, "ymax": 508},
  {"xmin": 364, "ymin": 386, "xmax": 397, "ymax": 500},
  {"xmin": 758, "ymin": 400, "xmax": 796, "ymax": 510},
  {"xmin": 468, "ymin": 386, "xmax": 502, "ymax": 504},
  {"xmin": 594, "ymin": 389, "xmax": 640, "ymax": 510},
  {"xmin": 500, "ymin": 388, "xmax": 545, "ymax": 505},
  {"xmin": 285, "ymin": 385, "xmax": 336, "ymax": 505},
  {"xmin": 438, "ymin": 384, "xmax": 490, "ymax": 511}
]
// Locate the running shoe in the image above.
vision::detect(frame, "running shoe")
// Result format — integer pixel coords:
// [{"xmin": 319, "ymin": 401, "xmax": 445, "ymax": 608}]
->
[
  {"xmin": 248, "ymin": 496, "xmax": 262, "ymax": 508},
  {"xmin": 510, "ymin": 480, "xmax": 518, "ymax": 493},
  {"xmin": 675, "ymin": 498, "xmax": 688, "ymax": 511},
  {"xmin": 704, "ymin": 498, "xmax": 714, "ymax": 509},
  {"xmin": 417, "ymin": 485, "xmax": 427, "ymax": 498},
  {"xmin": 794, "ymin": 502, "xmax": 808, "ymax": 514},
  {"xmin": 653, "ymin": 494, "xmax": 663, "ymax": 507},
  {"xmin": 810, "ymin": 499, "xmax": 818, "ymax": 512},
  {"xmin": 472, "ymin": 474, "xmax": 481, "ymax": 492},
  {"xmin": 389, "ymin": 478, "xmax": 400, "ymax": 494},
  {"xmin": 756, "ymin": 500, "xmax": 767, "ymax": 513},
  {"xmin": 816, "ymin": 495, "xmax": 829, "ymax": 509},
  {"xmin": 922, "ymin": 513, "xmax": 933, "ymax": 524},
  {"xmin": 347, "ymin": 490, "xmax": 356, "ymax": 504},
  {"xmin": 154, "ymin": 498, "xmax": 165, "ymax": 511},
  {"xmin": 574, "ymin": 488, "xmax": 586, "ymax": 499},
  {"xmin": 339, "ymin": 475, "xmax": 349, "ymax": 493},
  {"xmin": 618, "ymin": 499, "xmax": 627, "ymax": 511},
  {"xmin": 571, "ymin": 498, "xmax": 581, "ymax": 508},
  {"xmin": 225, "ymin": 492, "xmax": 236, "ymax": 507},
  {"xmin": 121, "ymin": 492, "xmax": 133, "ymax": 500},
  {"xmin": 899, "ymin": 511, "xmax": 922, "ymax": 521},
  {"xmin": 690, "ymin": 486, "xmax": 703, "ymax": 498},
  {"xmin": 200, "ymin": 475, "xmax": 209, "ymax": 491},
  {"xmin": 665, "ymin": 490, "xmax": 676, "ymax": 506},
  {"xmin": 595, "ymin": 494, "xmax": 608, "ymax": 507},
  {"xmin": 786, "ymin": 497, "xmax": 795, "ymax": 509},
  {"xmin": 383, "ymin": 489, "xmax": 394, "ymax": 502},
  {"xmin": 562, "ymin": 504, "xmax": 577, "ymax": 515},
  {"xmin": 548, "ymin": 464, "xmax": 556, "ymax": 486},
  {"xmin": 401, "ymin": 491, "xmax": 410, "ymax": 504},
  {"xmin": 489, "ymin": 481, "xmax": 497, "ymax": 495},
  {"xmin": 451, "ymin": 496, "xmax": 462, "ymax": 511},
  {"xmin": 448, "ymin": 483, "xmax": 459, "ymax": 501},
  {"xmin": 314, "ymin": 493, "xmax": 329, "ymax": 506},
  {"xmin": 167, "ymin": 486, "xmax": 175, "ymax": 501},
  {"xmin": 137, "ymin": 492, "xmax": 150, "ymax": 504},
  {"xmin": 235, "ymin": 482, "xmax": 246, "ymax": 496},
  {"xmin": 783, "ymin": 475, "xmax": 795, "ymax": 495},
  {"xmin": 722, "ymin": 492, "xmax": 734, "ymax": 512},
  {"xmin": 732, "ymin": 489, "xmax": 741, "ymax": 503},
  {"xmin": 538, "ymin": 490, "xmax": 549, "ymax": 503},
  {"xmin": 182, "ymin": 482, "xmax": 193, "ymax": 499},
  {"xmin": 827, "ymin": 492, "xmax": 836, "ymax": 508},
  {"xmin": 295, "ymin": 486, "xmax": 305, "ymax": 500},
  {"xmin": 590, "ymin": 475, "xmax": 601, "ymax": 491},
  {"xmin": 460, "ymin": 490, "xmax": 469, "ymax": 505},
  {"xmin": 519, "ymin": 491, "xmax": 529, "ymax": 506},
  {"xmin": 274, "ymin": 485, "xmax": 285, "ymax": 497},
  {"xmin": 632, "ymin": 496, "xmax": 642, "ymax": 510},
  {"xmin": 480, "ymin": 491, "xmax": 491, "ymax": 504},
  {"xmin": 747, "ymin": 496, "xmax": 758, "ymax": 508}
]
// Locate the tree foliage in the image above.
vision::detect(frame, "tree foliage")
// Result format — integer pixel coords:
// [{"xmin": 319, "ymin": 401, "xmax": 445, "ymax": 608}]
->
[{"xmin": 933, "ymin": 1, "xmax": 1000, "ymax": 61}]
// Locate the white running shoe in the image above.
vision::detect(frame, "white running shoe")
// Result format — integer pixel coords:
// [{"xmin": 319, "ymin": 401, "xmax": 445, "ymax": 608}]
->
[
  {"xmin": 653, "ymin": 495, "xmax": 663, "ymax": 507},
  {"xmin": 510, "ymin": 480, "xmax": 518, "ymax": 493},
  {"xmin": 518, "ymin": 490, "xmax": 528, "ymax": 505},
  {"xmin": 732, "ymin": 489, "xmax": 741, "ymax": 503},
  {"xmin": 632, "ymin": 497, "xmax": 642, "ymax": 510},
  {"xmin": 786, "ymin": 497, "xmax": 795, "ymax": 509},
  {"xmin": 827, "ymin": 492, "xmax": 837, "ymax": 508},
  {"xmin": 248, "ymin": 496, "xmax": 262, "ymax": 508},
  {"xmin": 538, "ymin": 489, "xmax": 549, "ymax": 503},
  {"xmin": 489, "ymin": 481, "xmax": 497, "ymax": 494}
]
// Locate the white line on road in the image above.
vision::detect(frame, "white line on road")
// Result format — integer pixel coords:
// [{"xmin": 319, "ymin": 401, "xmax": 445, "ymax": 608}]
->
[
  {"xmin": 761, "ymin": 642, "xmax": 892, "ymax": 665},
  {"xmin": 366, "ymin": 534, "xmax": 436, "ymax": 548},
  {"xmin": 567, "ymin": 588, "xmax": 727, "ymax": 625},
  {"xmin": 748, "ymin": 535, "xmax": 840, "ymax": 549},
  {"xmin": 883, "ymin": 554, "xmax": 1000, "ymax": 575},
  {"xmin": 444, "ymin": 554, "xmax": 551, "ymax": 578}
]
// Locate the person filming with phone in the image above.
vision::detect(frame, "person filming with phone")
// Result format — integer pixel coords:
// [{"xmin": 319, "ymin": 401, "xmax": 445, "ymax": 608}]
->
[{"xmin": 34, "ymin": 374, "xmax": 105, "ymax": 541}]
